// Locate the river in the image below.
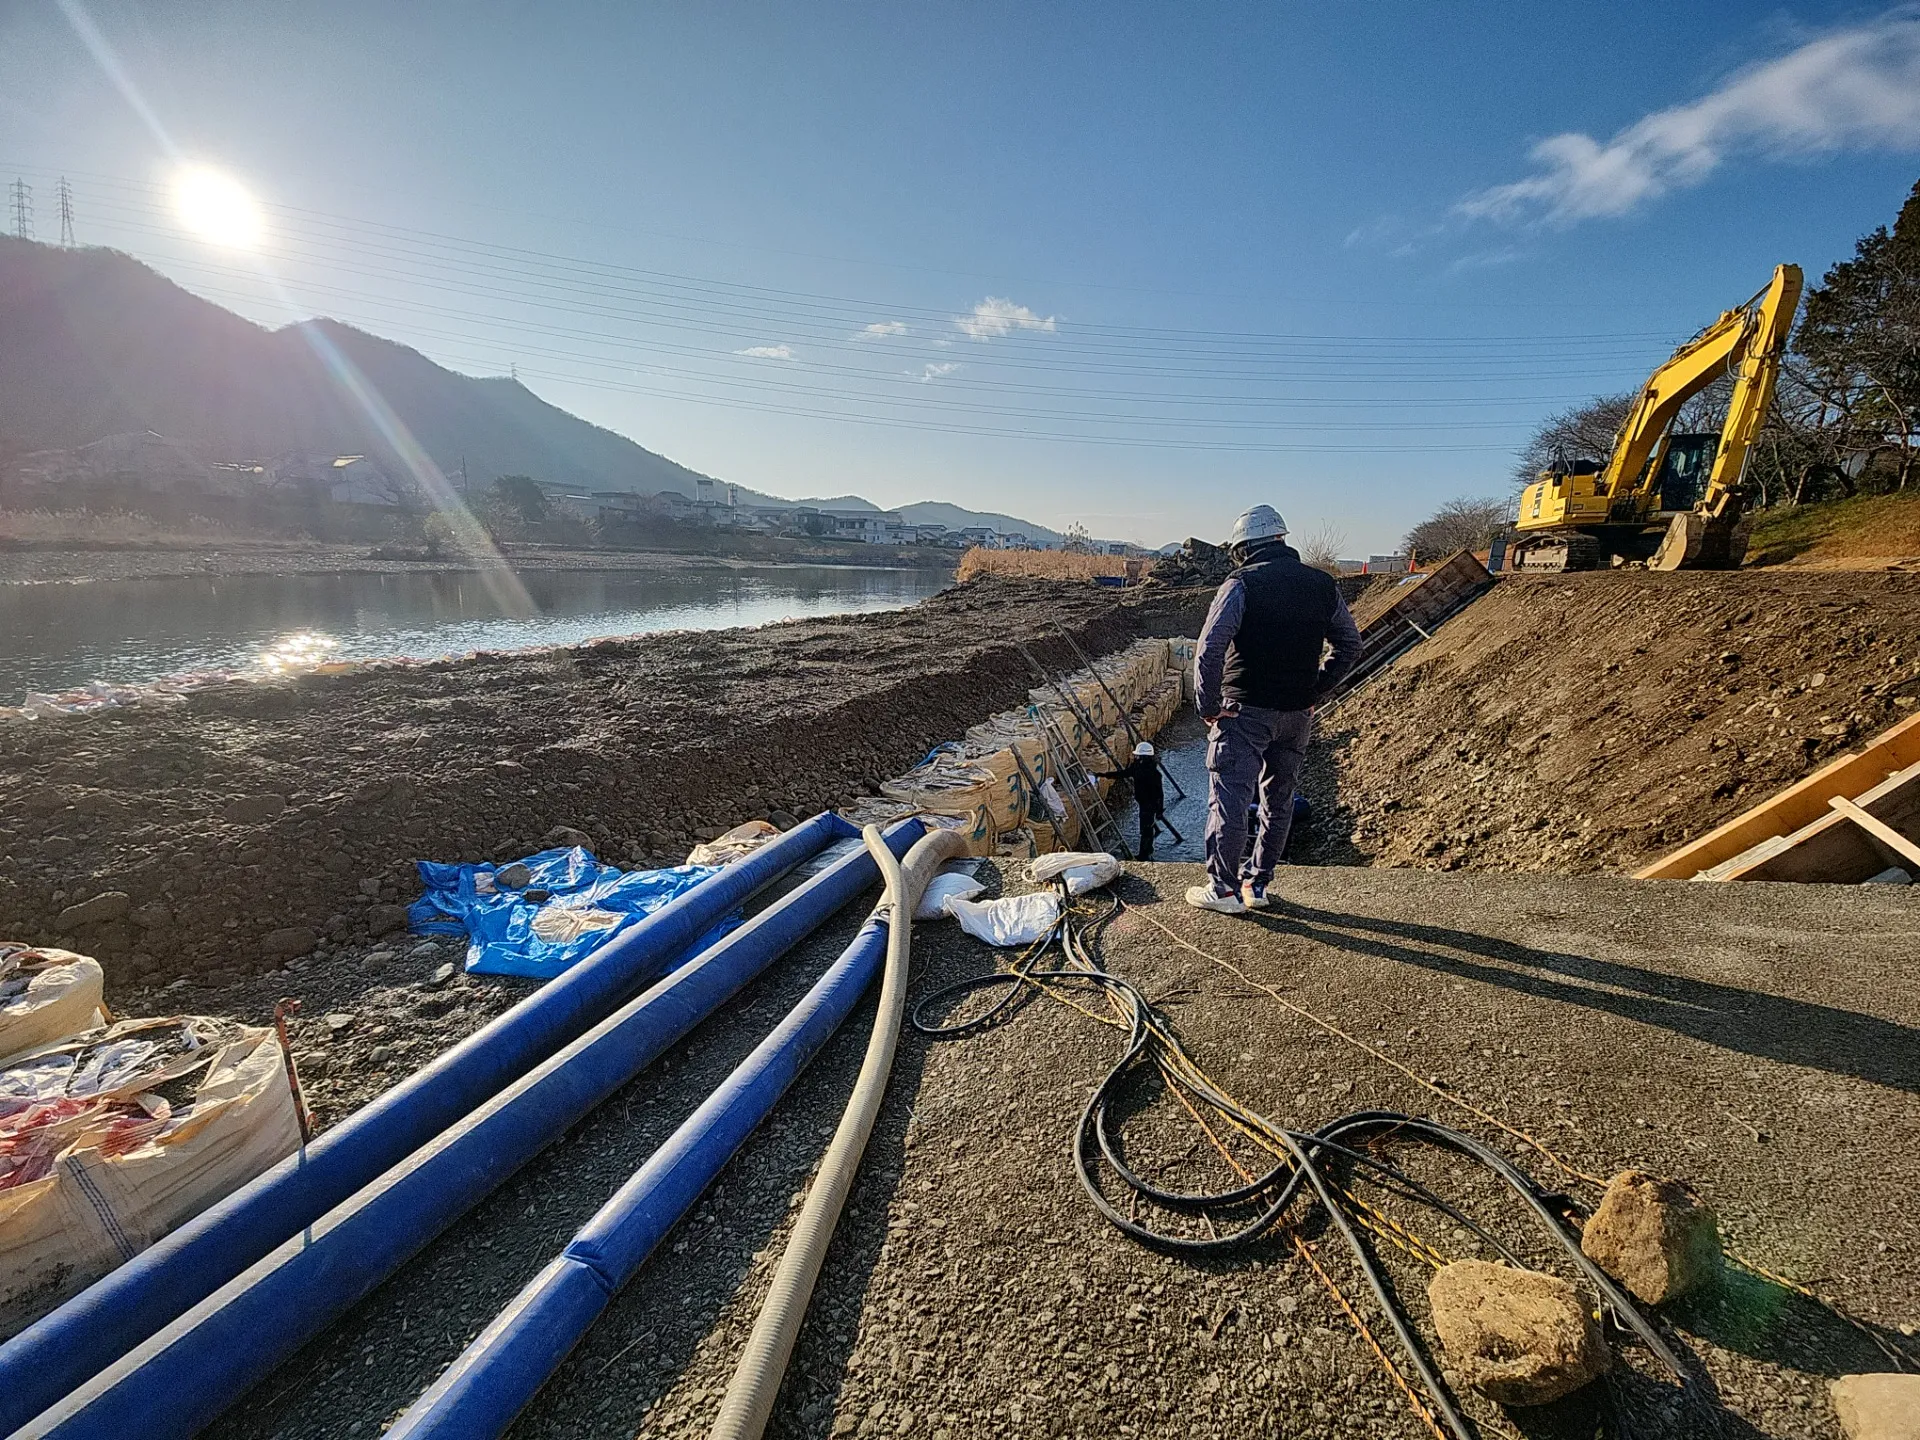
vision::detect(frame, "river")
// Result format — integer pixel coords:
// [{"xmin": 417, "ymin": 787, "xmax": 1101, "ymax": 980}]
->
[{"xmin": 0, "ymin": 562, "xmax": 953, "ymax": 700}]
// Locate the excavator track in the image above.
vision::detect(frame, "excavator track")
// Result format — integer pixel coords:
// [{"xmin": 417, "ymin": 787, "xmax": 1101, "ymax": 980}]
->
[{"xmin": 1507, "ymin": 531, "xmax": 1604, "ymax": 573}]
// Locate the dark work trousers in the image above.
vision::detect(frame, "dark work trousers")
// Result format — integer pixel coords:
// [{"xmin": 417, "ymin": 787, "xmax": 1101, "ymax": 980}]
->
[
  {"xmin": 1203, "ymin": 706, "xmax": 1313, "ymax": 893},
  {"xmin": 1137, "ymin": 802, "xmax": 1158, "ymax": 860}
]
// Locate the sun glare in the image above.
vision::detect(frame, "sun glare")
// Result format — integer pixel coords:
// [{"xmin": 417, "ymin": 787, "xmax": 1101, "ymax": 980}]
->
[{"xmin": 170, "ymin": 165, "xmax": 265, "ymax": 250}]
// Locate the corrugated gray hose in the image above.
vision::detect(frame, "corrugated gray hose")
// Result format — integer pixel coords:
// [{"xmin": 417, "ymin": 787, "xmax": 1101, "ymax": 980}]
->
[{"xmin": 708, "ymin": 822, "xmax": 966, "ymax": 1440}]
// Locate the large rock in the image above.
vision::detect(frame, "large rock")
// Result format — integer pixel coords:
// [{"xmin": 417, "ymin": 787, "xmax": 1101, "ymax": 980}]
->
[
  {"xmin": 1580, "ymin": 1170, "xmax": 1720, "ymax": 1305},
  {"xmin": 55, "ymin": 891, "xmax": 131, "ymax": 930},
  {"xmin": 261, "ymin": 926, "xmax": 318, "ymax": 961},
  {"xmin": 222, "ymin": 793, "xmax": 287, "ymax": 825},
  {"xmin": 1428, "ymin": 1260, "xmax": 1609, "ymax": 1406},
  {"xmin": 1831, "ymin": 1374, "xmax": 1920, "ymax": 1440},
  {"xmin": 366, "ymin": 904, "xmax": 409, "ymax": 937}
]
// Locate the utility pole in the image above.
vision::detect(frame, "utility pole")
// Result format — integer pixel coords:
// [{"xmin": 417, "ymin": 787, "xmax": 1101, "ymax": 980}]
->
[
  {"xmin": 56, "ymin": 177, "xmax": 74, "ymax": 247},
  {"xmin": 458, "ymin": 455, "xmax": 468, "ymax": 498},
  {"xmin": 8, "ymin": 180, "xmax": 32, "ymax": 241}
]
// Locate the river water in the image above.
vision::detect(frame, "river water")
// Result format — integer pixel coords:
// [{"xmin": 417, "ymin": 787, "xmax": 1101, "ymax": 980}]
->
[{"xmin": 0, "ymin": 563, "xmax": 953, "ymax": 700}]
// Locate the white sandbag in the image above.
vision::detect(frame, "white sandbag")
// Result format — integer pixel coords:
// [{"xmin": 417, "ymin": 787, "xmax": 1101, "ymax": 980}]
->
[
  {"xmin": 0, "ymin": 1021, "xmax": 300, "ymax": 1338},
  {"xmin": 914, "ymin": 870, "xmax": 986, "ymax": 921},
  {"xmin": 687, "ymin": 820, "xmax": 781, "ymax": 867},
  {"xmin": 945, "ymin": 892, "xmax": 1060, "ymax": 948},
  {"xmin": 0, "ymin": 946, "xmax": 107, "ymax": 1068},
  {"xmin": 1029, "ymin": 851, "xmax": 1123, "ymax": 896}
]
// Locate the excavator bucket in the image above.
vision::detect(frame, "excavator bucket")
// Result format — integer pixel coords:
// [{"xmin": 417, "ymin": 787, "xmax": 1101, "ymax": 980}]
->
[{"xmin": 1649, "ymin": 511, "xmax": 1754, "ymax": 571}]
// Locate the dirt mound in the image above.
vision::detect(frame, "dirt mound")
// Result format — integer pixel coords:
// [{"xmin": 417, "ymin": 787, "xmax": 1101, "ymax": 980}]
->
[
  {"xmin": 0, "ymin": 578, "xmax": 1207, "ymax": 988},
  {"xmin": 1294, "ymin": 570, "xmax": 1920, "ymax": 874}
]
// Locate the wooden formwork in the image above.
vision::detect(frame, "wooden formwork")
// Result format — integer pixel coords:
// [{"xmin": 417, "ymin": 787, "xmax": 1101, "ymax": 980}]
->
[
  {"xmin": 1634, "ymin": 708, "xmax": 1920, "ymax": 882},
  {"xmin": 1329, "ymin": 550, "xmax": 1495, "ymax": 702}
]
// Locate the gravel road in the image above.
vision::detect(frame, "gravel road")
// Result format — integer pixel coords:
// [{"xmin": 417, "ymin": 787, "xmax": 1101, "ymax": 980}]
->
[{"xmin": 185, "ymin": 862, "xmax": 1917, "ymax": 1440}]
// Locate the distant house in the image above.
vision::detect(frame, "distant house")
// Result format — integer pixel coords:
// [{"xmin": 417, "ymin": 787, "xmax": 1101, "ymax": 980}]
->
[
  {"xmin": 14, "ymin": 430, "xmax": 248, "ymax": 501},
  {"xmin": 1365, "ymin": 554, "xmax": 1410, "ymax": 574}
]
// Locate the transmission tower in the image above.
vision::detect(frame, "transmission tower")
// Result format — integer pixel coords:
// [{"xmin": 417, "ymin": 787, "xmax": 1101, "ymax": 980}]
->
[
  {"xmin": 56, "ymin": 177, "xmax": 74, "ymax": 247},
  {"xmin": 8, "ymin": 179, "xmax": 31, "ymax": 241}
]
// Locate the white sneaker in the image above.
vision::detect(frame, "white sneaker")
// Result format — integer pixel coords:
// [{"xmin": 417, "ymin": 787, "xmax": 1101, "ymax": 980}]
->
[
  {"xmin": 1242, "ymin": 881, "xmax": 1272, "ymax": 910},
  {"xmin": 1185, "ymin": 884, "xmax": 1246, "ymax": 915}
]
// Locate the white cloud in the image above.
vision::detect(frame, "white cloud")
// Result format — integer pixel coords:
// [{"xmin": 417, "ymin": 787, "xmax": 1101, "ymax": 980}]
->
[
  {"xmin": 916, "ymin": 362, "xmax": 962, "ymax": 383},
  {"xmin": 859, "ymin": 320, "xmax": 909, "ymax": 338},
  {"xmin": 1458, "ymin": 10, "xmax": 1920, "ymax": 225},
  {"xmin": 956, "ymin": 296, "xmax": 1058, "ymax": 340},
  {"xmin": 734, "ymin": 344, "xmax": 796, "ymax": 360}
]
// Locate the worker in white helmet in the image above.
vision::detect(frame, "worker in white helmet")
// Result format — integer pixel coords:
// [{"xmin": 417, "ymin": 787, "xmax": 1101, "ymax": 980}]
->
[
  {"xmin": 1092, "ymin": 739, "xmax": 1166, "ymax": 858},
  {"xmin": 1187, "ymin": 505, "xmax": 1361, "ymax": 914}
]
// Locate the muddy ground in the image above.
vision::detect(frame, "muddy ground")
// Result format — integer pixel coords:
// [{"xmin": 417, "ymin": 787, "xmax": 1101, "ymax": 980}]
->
[
  {"xmin": 1295, "ymin": 569, "xmax": 1920, "ymax": 875},
  {"xmin": 181, "ymin": 862, "xmax": 1919, "ymax": 1440},
  {"xmin": 0, "ymin": 578, "xmax": 1207, "ymax": 990}
]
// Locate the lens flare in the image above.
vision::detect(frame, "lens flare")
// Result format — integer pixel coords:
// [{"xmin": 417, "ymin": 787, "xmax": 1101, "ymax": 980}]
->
[{"xmin": 171, "ymin": 164, "xmax": 265, "ymax": 250}]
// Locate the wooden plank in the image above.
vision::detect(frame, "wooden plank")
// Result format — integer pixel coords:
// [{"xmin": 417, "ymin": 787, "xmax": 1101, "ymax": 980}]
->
[
  {"xmin": 1830, "ymin": 796, "xmax": 1920, "ymax": 869},
  {"xmin": 1724, "ymin": 809, "xmax": 1881, "ymax": 883},
  {"xmin": 1634, "ymin": 708, "xmax": 1920, "ymax": 879}
]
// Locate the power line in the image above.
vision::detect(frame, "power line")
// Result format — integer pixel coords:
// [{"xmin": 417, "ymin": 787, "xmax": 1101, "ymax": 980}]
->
[
  {"xmin": 56, "ymin": 177, "xmax": 75, "ymax": 248},
  {"xmin": 8, "ymin": 179, "xmax": 31, "ymax": 241}
]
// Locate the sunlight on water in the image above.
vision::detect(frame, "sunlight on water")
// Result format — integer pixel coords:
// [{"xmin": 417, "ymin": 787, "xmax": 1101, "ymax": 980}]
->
[{"xmin": 257, "ymin": 631, "xmax": 343, "ymax": 675}]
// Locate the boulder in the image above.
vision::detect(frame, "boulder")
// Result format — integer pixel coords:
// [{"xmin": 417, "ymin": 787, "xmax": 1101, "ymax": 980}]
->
[
  {"xmin": 222, "ymin": 794, "xmax": 287, "ymax": 825},
  {"xmin": 1580, "ymin": 1170, "xmax": 1720, "ymax": 1304},
  {"xmin": 1428, "ymin": 1260, "xmax": 1608, "ymax": 1406},
  {"xmin": 55, "ymin": 891, "xmax": 131, "ymax": 930},
  {"xmin": 1831, "ymin": 1374, "xmax": 1920, "ymax": 1440},
  {"xmin": 261, "ymin": 926, "xmax": 318, "ymax": 961},
  {"xmin": 366, "ymin": 904, "xmax": 409, "ymax": 937},
  {"xmin": 494, "ymin": 862, "xmax": 532, "ymax": 890},
  {"xmin": 542, "ymin": 825, "xmax": 593, "ymax": 850}
]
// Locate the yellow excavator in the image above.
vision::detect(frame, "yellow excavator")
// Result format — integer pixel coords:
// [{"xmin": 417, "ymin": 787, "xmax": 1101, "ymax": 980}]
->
[{"xmin": 1509, "ymin": 263, "xmax": 1802, "ymax": 572}]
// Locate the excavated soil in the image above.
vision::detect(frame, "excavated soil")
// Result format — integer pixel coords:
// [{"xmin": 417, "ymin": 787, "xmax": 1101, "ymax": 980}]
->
[
  {"xmin": 1295, "ymin": 570, "xmax": 1920, "ymax": 875},
  {"xmin": 0, "ymin": 578, "xmax": 1208, "ymax": 990}
]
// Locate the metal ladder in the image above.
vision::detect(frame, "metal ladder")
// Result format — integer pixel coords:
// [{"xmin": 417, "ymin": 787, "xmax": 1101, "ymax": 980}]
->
[{"xmin": 1028, "ymin": 700, "xmax": 1132, "ymax": 860}]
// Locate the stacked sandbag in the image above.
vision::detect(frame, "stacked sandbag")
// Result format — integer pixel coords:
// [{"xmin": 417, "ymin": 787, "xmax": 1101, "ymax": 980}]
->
[
  {"xmin": 0, "ymin": 945, "xmax": 107, "ymax": 1067},
  {"xmin": 0, "ymin": 1012, "xmax": 302, "ymax": 1337},
  {"xmin": 861, "ymin": 638, "xmax": 1196, "ymax": 857}
]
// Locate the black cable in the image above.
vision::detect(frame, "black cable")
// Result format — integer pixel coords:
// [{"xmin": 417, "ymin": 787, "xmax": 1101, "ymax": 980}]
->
[{"xmin": 912, "ymin": 889, "xmax": 1694, "ymax": 1439}]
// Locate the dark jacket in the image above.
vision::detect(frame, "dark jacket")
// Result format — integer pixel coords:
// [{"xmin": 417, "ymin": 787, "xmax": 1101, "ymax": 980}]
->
[
  {"xmin": 1097, "ymin": 756, "xmax": 1165, "ymax": 815},
  {"xmin": 1195, "ymin": 542, "xmax": 1363, "ymax": 714}
]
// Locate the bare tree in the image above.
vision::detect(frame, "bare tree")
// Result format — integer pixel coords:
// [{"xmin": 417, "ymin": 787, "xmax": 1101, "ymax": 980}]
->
[
  {"xmin": 1402, "ymin": 497, "xmax": 1510, "ymax": 559},
  {"xmin": 1297, "ymin": 521, "xmax": 1347, "ymax": 573},
  {"xmin": 1512, "ymin": 393, "xmax": 1633, "ymax": 488}
]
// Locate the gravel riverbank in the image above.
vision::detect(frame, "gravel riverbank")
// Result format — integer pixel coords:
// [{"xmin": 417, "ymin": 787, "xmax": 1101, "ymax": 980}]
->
[{"xmin": 0, "ymin": 578, "xmax": 1207, "ymax": 989}]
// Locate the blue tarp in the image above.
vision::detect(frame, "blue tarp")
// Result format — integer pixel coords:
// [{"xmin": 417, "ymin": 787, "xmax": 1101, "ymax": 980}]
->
[{"xmin": 408, "ymin": 847, "xmax": 742, "ymax": 980}]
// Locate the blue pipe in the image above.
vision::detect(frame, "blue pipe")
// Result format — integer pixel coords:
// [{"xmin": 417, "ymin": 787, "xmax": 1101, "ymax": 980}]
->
[
  {"xmin": 0, "ymin": 812, "xmax": 857, "ymax": 1437},
  {"xmin": 389, "ymin": 913, "xmax": 893, "ymax": 1438},
  {"xmin": 15, "ymin": 819, "xmax": 921, "ymax": 1440}
]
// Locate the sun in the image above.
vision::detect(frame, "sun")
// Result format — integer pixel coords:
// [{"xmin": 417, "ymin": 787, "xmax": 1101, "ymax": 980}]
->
[{"xmin": 170, "ymin": 165, "xmax": 265, "ymax": 250}]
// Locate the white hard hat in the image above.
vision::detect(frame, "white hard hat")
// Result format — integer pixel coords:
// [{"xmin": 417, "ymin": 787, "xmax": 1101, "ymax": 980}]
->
[
  {"xmin": 1133, "ymin": 740, "xmax": 1155, "ymax": 757},
  {"xmin": 1229, "ymin": 505, "xmax": 1288, "ymax": 547}
]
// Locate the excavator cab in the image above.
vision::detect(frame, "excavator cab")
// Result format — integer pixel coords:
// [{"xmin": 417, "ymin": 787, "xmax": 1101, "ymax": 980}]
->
[{"xmin": 1653, "ymin": 433, "xmax": 1719, "ymax": 512}]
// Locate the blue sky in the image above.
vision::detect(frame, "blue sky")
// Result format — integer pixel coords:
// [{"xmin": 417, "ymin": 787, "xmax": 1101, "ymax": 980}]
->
[{"xmin": 3, "ymin": 2, "xmax": 1919, "ymax": 551}]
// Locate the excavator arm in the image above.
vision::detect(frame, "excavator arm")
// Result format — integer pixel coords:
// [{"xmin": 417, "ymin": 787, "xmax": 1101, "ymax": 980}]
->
[{"xmin": 1603, "ymin": 263, "xmax": 1802, "ymax": 514}]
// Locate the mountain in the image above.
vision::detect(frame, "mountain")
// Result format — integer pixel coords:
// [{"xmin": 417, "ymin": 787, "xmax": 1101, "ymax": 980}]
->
[
  {"xmin": 0, "ymin": 237, "xmax": 1065, "ymax": 540},
  {"xmin": 0, "ymin": 237, "xmax": 718, "ymax": 496}
]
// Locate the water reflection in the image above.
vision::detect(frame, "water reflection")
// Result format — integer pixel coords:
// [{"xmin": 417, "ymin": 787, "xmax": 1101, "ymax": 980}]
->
[{"xmin": 0, "ymin": 564, "xmax": 953, "ymax": 698}]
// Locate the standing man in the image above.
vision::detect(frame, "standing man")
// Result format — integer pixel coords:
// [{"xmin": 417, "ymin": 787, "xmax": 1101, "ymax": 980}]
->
[
  {"xmin": 1094, "ymin": 740, "xmax": 1166, "ymax": 859},
  {"xmin": 1189, "ymin": 505, "xmax": 1362, "ymax": 913}
]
